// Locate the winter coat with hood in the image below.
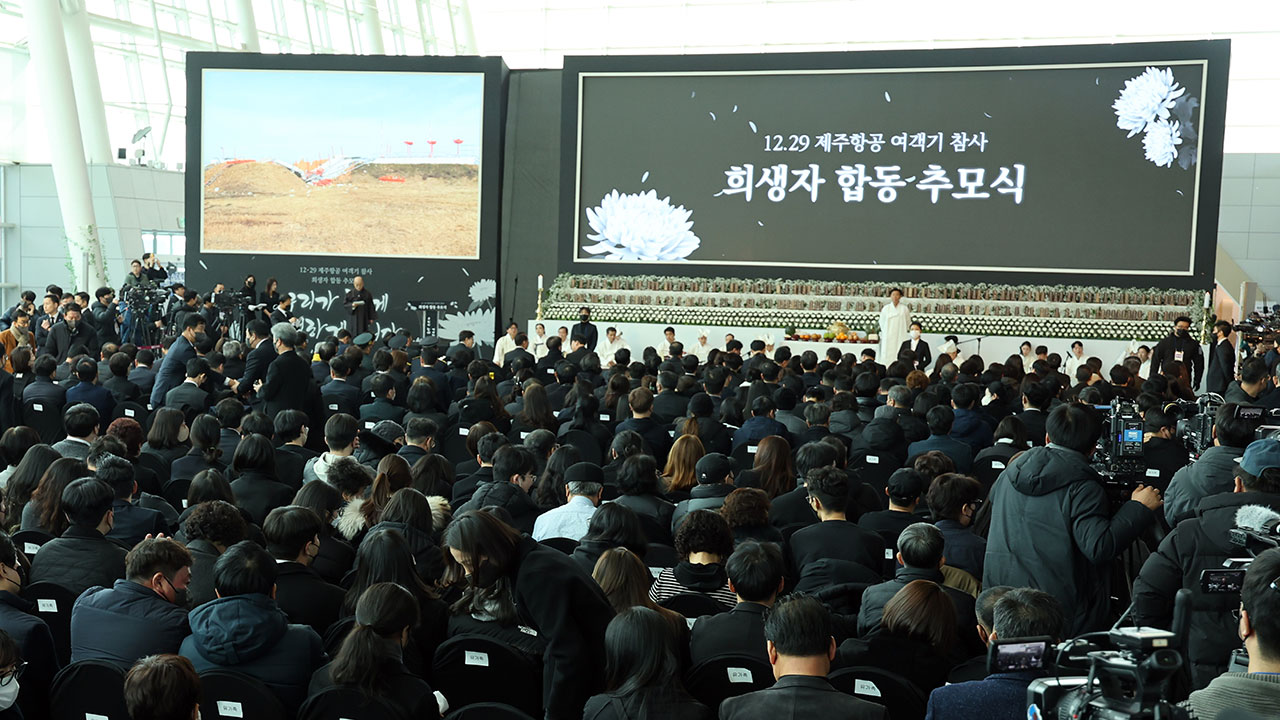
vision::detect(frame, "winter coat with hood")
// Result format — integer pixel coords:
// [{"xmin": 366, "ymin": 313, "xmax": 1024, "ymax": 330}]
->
[
  {"xmin": 1162, "ymin": 444, "xmax": 1248, "ymax": 528},
  {"xmin": 983, "ymin": 444, "xmax": 1157, "ymax": 635},
  {"xmin": 179, "ymin": 593, "xmax": 326, "ymax": 713},
  {"xmin": 458, "ymin": 480, "xmax": 541, "ymax": 534},
  {"xmin": 1132, "ymin": 490, "xmax": 1280, "ymax": 690}
]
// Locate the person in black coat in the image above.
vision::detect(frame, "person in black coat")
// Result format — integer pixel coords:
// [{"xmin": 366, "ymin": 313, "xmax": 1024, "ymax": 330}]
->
[
  {"xmin": 22, "ymin": 354, "xmax": 67, "ymax": 410},
  {"xmin": 1150, "ymin": 317, "xmax": 1205, "ymax": 389},
  {"xmin": 898, "ymin": 322, "xmax": 932, "ymax": 370},
  {"xmin": 320, "ymin": 356, "xmax": 363, "ymax": 415},
  {"xmin": 45, "ymin": 306, "xmax": 99, "ymax": 363},
  {"xmin": 615, "ymin": 389, "xmax": 672, "ymax": 464},
  {"xmin": 150, "ymin": 316, "xmax": 201, "ymax": 407},
  {"xmin": 27, "ymin": 477, "xmax": 128, "ymax": 596},
  {"xmin": 342, "ymin": 276, "xmax": 377, "ymax": 336},
  {"xmin": 103, "ymin": 352, "xmax": 142, "ymax": 403},
  {"xmin": 653, "ymin": 372, "xmax": 690, "ymax": 425},
  {"xmin": 504, "ymin": 335, "xmax": 536, "ymax": 374},
  {"xmin": 787, "ymin": 468, "xmax": 885, "ymax": 577},
  {"xmin": 610, "ymin": 454, "xmax": 676, "ymax": 545},
  {"xmin": 229, "ymin": 435, "xmax": 295, "ymax": 526},
  {"xmin": 0, "ymin": 532, "xmax": 59, "ymax": 720},
  {"xmin": 443, "ymin": 510, "xmax": 615, "ymax": 720},
  {"xmin": 257, "ymin": 327, "xmax": 311, "ymax": 418},
  {"xmin": 454, "ymin": 446, "xmax": 542, "ymax": 534},
  {"xmin": 720, "ymin": 594, "xmax": 886, "ymax": 720},
  {"xmin": 360, "ymin": 375, "xmax": 406, "ymax": 425},
  {"xmin": 1141, "ymin": 406, "xmax": 1192, "ymax": 492},
  {"xmin": 263, "ymin": 506, "xmax": 346, "ymax": 638},
  {"xmin": 1204, "ymin": 322, "xmax": 1236, "ymax": 396},
  {"xmin": 571, "ymin": 308, "xmax": 599, "ymax": 352},
  {"xmin": 164, "ymin": 358, "xmax": 212, "ymax": 417},
  {"xmin": 689, "ymin": 541, "xmax": 783, "ymax": 668},
  {"xmin": 584, "ymin": 606, "xmax": 709, "ymax": 720}
]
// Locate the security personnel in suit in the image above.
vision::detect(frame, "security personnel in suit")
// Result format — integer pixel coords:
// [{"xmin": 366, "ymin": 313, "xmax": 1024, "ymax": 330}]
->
[
  {"xmin": 1205, "ymin": 320, "xmax": 1236, "ymax": 396},
  {"xmin": 257, "ymin": 324, "xmax": 312, "ymax": 417},
  {"xmin": 164, "ymin": 358, "xmax": 212, "ymax": 418}
]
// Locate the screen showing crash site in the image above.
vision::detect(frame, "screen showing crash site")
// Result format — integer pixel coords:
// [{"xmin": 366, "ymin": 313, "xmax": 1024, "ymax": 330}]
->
[
  {"xmin": 565, "ymin": 41, "xmax": 1227, "ymax": 283},
  {"xmin": 200, "ymin": 68, "xmax": 484, "ymax": 259}
]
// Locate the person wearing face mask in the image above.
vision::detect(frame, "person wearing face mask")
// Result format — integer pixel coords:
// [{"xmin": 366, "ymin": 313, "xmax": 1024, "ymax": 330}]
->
[
  {"xmin": 69, "ymin": 536, "xmax": 192, "ymax": 667},
  {"xmin": 263, "ymin": 506, "xmax": 346, "ymax": 638},
  {"xmin": 571, "ymin": 306, "xmax": 599, "ymax": 353},
  {"xmin": 899, "ymin": 321, "xmax": 932, "ymax": 371},
  {"xmin": 306, "ymin": 582, "xmax": 443, "ymax": 719},
  {"xmin": 0, "ymin": 532, "xmax": 58, "ymax": 720},
  {"xmin": 444, "ymin": 509, "xmax": 615, "ymax": 720},
  {"xmin": 0, "ymin": 631, "xmax": 25, "ymax": 720},
  {"xmin": 454, "ymin": 445, "xmax": 543, "ymax": 534},
  {"xmin": 0, "ymin": 310, "xmax": 33, "ymax": 373},
  {"xmin": 45, "ymin": 305, "xmax": 99, "ymax": 364},
  {"xmin": 255, "ymin": 323, "xmax": 310, "ymax": 417},
  {"xmin": 27, "ymin": 478, "xmax": 127, "ymax": 595},
  {"xmin": 1150, "ymin": 315, "xmax": 1205, "ymax": 391},
  {"xmin": 150, "ymin": 314, "xmax": 204, "ymax": 408}
]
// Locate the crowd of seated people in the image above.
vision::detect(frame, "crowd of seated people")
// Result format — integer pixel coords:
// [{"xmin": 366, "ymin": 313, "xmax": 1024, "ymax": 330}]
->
[{"xmin": 0, "ymin": 286, "xmax": 1277, "ymax": 719}]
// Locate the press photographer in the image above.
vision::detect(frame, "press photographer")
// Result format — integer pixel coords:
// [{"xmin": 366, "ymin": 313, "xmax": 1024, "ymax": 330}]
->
[
  {"xmin": 1165, "ymin": 403, "xmax": 1262, "ymax": 527},
  {"xmin": 1132, "ymin": 438, "xmax": 1280, "ymax": 689}
]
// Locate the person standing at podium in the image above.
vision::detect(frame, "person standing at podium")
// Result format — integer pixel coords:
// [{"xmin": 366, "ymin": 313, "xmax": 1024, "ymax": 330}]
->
[{"xmin": 344, "ymin": 276, "xmax": 376, "ymax": 336}]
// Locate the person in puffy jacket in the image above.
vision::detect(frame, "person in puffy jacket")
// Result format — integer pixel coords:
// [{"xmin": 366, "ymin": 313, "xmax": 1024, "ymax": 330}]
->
[
  {"xmin": 1133, "ymin": 438, "xmax": 1280, "ymax": 690},
  {"xmin": 454, "ymin": 445, "xmax": 541, "ymax": 533},
  {"xmin": 1162, "ymin": 403, "xmax": 1257, "ymax": 527},
  {"xmin": 180, "ymin": 541, "xmax": 325, "ymax": 713},
  {"xmin": 984, "ymin": 404, "xmax": 1162, "ymax": 635}
]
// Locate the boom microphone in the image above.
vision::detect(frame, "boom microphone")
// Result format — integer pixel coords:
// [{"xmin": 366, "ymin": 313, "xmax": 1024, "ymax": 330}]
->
[{"xmin": 1235, "ymin": 505, "xmax": 1280, "ymax": 535}]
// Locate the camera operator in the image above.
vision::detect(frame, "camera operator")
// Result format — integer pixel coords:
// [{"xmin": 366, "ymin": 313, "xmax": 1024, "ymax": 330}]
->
[
  {"xmin": 925, "ymin": 588, "xmax": 1067, "ymax": 720},
  {"xmin": 160, "ymin": 283, "xmax": 186, "ymax": 328},
  {"xmin": 1133, "ymin": 438, "xmax": 1280, "ymax": 691},
  {"xmin": 91, "ymin": 287, "xmax": 121, "ymax": 345},
  {"xmin": 1142, "ymin": 405, "xmax": 1191, "ymax": 492},
  {"xmin": 1180, "ymin": 547, "xmax": 1280, "ymax": 717},
  {"xmin": 1226, "ymin": 357, "xmax": 1273, "ymax": 407},
  {"xmin": 122, "ymin": 259, "xmax": 154, "ymax": 288},
  {"xmin": 1151, "ymin": 316, "xmax": 1205, "ymax": 392},
  {"xmin": 141, "ymin": 252, "xmax": 168, "ymax": 284},
  {"xmin": 984, "ymin": 403, "xmax": 1162, "ymax": 636},
  {"xmin": 1164, "ymin": 403, "xmax": 1261, "ymax": 527}
]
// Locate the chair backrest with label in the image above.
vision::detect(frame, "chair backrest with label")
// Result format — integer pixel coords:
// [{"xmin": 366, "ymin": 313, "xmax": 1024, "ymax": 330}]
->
[
  {"xmin": 439, "ymin": 424, "xmax": 473, "ymax": 465},
  {"xmin": 970, "ymin": 455, "xmax": 1008, "ymax": 498},
  {"xmin": 444, "ymin": 702, "xmax": 538, "ymax": 720},
  {"xmin": 23, "ymin": 581, "xmax": 77, "ymax": 666},
  {"xmin": 852, "ymin": 453, "xmax": 898, "ymax": 497},
  {"xmin": 198, "ymin": 670, "xmax": 288, "ymax": 719},
  {"xmin": 22, "ymin": 398, "xmax": 66, "ymax": 444},
  {"xmin": 827, "ymin": 666, "xmax": 927, "ymax": 720},
  {"xmin": 11, "ymin": 529, "xmax": 57, "ymax": 558},
  {"xmin": 49, "ymin": 659, "xmax": 129, "ymax": 720},
  {"xmin": 111, "ymin": 400, "xmax": 150, "ymax": 427},
  {"xmin": 297, "ymin": 686, "xmax": 408, "ymax": 720},
  {"xmin": 659, "ymin": 592, "xmax": 727, "ymax": 619},
  {"xmin": 431, "ymin": 634, "xmax": 542, "ymax": 716},
  {"xmin": 684, "ymin": 654, "xmax": 775, "ymax": 711}
]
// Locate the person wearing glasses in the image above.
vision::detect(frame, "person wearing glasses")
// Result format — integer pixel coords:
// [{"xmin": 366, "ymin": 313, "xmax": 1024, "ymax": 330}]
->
[
  {"xmin": 0, "ymin": 532, "xmax": 53, "ymax": 720},
  {"xmin": 452, "ymin": 445, "xmax": 542, "ymax": 534},
  {"xmin": 1182, "ymin": 547, "xmax": 1280, "ymax": 719},
  {"xmin": 926, "ymin": 473, "xmax": 987, "ymax": 580}
]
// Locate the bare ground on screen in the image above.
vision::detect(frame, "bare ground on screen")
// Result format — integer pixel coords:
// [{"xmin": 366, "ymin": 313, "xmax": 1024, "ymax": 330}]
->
[{"xmin": 202, "ymin": 161, "xmax": 480, "ymax": 257}]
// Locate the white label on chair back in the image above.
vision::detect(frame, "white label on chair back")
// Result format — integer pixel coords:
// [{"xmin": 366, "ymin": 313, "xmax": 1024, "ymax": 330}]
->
[
  {"xmin": 23, "ymin": 543, "xmax": 38, "ymax": 555},
  {"xmin": 518, "ymin": 625, "xmax": 538, "ymax": 636},
  {"xmin": 124, "ymin": 408, "xmax": 136, "ymax": 417},
  {"xmin": 686, "ymin": 617, "xmax": 697, "ymax": 630},
  {"xmin": 459, "ymin": 427, "xmax": 468, "ymax": 436},
  {"xmin": 854, "ymin": 679, "xmax": 882, "ymax": 697},
  {"xmin": 884, "ymin": 549, "xmax": 894, "ymax": 560},
  {"xmin": 727, "ymin": 667, "xmax": 753, "ymax": 684},
  {"xmin": 520, "ymin": 432, "xmax": 529, "ymax": 440},
  {"xmin": 464, "ymin": 651, "xmax": 489, "ymax": 667},
  {"xmin": 364, "ymin": 422, "xmax": 375, "ymax": 429},
  {"xmin": 747, "ymin": 445, "xmax": 758, "ymax": 454},
  {"xmin": 216, "ymin": 701, "xmax": 244, "ymax": 718},
  {"xmin": 599, "ymin": 414, "xmax": 610, "ymax": 421},
  {"xmin": 32, "ymin": 404, "xmax": 42, "ymax": 412},
  {"xmin": 867, "ymin": 455, "xmax": 880, "ymax": 464},
  {"xmin": 328, "ymin": 404, "xmax": 338, "ymax": 411},
  {"xmin": 649, "ymin": 567, "xmax": 663, "ymax": 579},
  {"xmin": 668, "ymin": 429, "xmax": 675, "ymax": 437},
  {"xmin": 37, "ymin": 599, "xmax": 56, "ymax": 613},
  {"xmin": 86, "ymin": 714, "xmax": 108, "ymax": 720},
  {"xmin": 182, "ymin": 499, "xmax": 189, "ymax": 509},
  {"xmin": 1145, "ymin": 468, "xmax": 1160, "ymax": 478},
  {"xmin": 992, "ymin": 461, "xmax": 1005, "ymax": 469}
]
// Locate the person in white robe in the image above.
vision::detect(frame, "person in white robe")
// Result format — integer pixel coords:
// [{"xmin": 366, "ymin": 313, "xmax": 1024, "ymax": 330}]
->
[
  {"xmin": 879, "ymin": 288, "xmax": 912, "ymax": 363},
  {"xmin": 595, "ymin": 327, "xmax": 630, "ymax": 367},
  {"xmin": 492, "ymin": 322, "xmax": 518, "ymax": 365}
]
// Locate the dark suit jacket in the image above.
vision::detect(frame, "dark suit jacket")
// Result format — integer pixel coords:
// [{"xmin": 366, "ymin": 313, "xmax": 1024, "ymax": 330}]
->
[
  {"xmin": 66, "ymin": 382, "xmax": 115, "ymax": 432},
  {"xmin": 274, "ymin": 446, "xmax": 307, "ymax": 490},
  {"xmin": 230, "ymin": 470, "xmax": 295, "ymax": 526},
  {"xmin": 360, "ymin": 397, "xmax": 406, "ymax": 425},
  {"xmin": 128, "ymin": 366, "xmax": 156, "ymax": 395},
  {"xmin": 259, "ymin": 350, "xmax": 311, "ymax": 416},
  {"xmin": 1205, "ymin": 338, "xmax": 1235, "ymax": 396},
  {"xmin": 504, "ymin": 347, "xmax": 536, "ymax": 372},
  {"xmin": 150, "ymin": 335, "xmax": 195, "ymax": 407},
  {"xmin": 164, "ymin": 381, "xmax": 210, "ymax": 415},
  {"xmin": 45, "ymin": 321, "xmax": 99, "ymax": 363},
  {"xmin": 1016, "ymin": 408, "xmax": 1049, "ymax": 447},
  {"xmin": 719, "ymin": 675, "xmax": 887, "ymax": 720},
  {"xmin": 899, "ymin": 337, "xmax": 932, "ymax": 369},
  {"xmin": 789, "ymin": 519, "xmax": 885, "ymax": 575},
  {"xmin": 274, "ymin": 561, "xmax": 346, "ymax": 638},
  {"xmin": 103, "ymin": 375, "xmax": 141, "ymax": 404},
  {"xmin": 653, "ymin": 391, "xmax": 690, "ymax": 425},
  {"xmin": 906, "ymin": 434, "xmax": 974, "ymax": 472},
  {"xmin": 320, "ymin": 377, "xmax": 362, "ymax": 415},
  {"xmin": 689, "ymin": 601, "xmax": 769, "ymax": 667},
  {"xmin": 240, "ymin": 340, "xmax": 277, "ymax": 393},
  {"xmin": 22, "ymin": 375, "xmax": 67, "ymax": 410}
]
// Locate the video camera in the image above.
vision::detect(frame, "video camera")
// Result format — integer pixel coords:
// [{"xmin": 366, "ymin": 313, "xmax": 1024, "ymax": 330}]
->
[
  {"xmin": 1175, "ymin": 395, "xmax": 1220, "ymax": 457},
  {"xmin": 1026, "ymin": 590, "xmax": 1193, "ymax": 720},
  {"xmin": 1234, "ymin": 308, "xmax": 1280, "ymax": 347},
  {"xmin": 1092, "ymin": 399, "xmax": 1146, "ymax": 486}
]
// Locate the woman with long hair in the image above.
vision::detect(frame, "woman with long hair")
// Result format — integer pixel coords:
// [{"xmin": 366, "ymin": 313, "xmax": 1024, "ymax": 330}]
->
[
  {"xmin": 291, "ymin": 480, "xmax": 354, "ymax": 585},
  {"xmin": 260, "ymin": 277, "xmax": 281, "ymax": 315},
  {"xmin": 612, "ymin": 454, "xmax": 676, "ymax": 543},
  {"xmin": 463, "ymin": 377, "xmax": 510, "ymax": 432},
  {"xmin": 533, "ymin": 445, "xmax": 582, "ymax": 510},
  {"xmin": 0, "ymin": 427, "xmax": 38, "ymax": 492},
  {"xmin": 662, "ymin": 435, "xmax": 705, "ymax": 501},
  {"xmin": 559, "ymin": 393, "xmax": 612, "ymax": 453},
  {"xmin": 106, "ymin": 417, "xmax": 161, "ymax": 496},
  {"xmin": 140, "ymin": 407, "xmax": 190, "ymax": 480},
  {"xmin": 583, "ymin": 605, "xmax": 708, "ymax": 720},
  {"xmin": 9, "ymin": 349, "xmax": 33, "ymax": 403},
  {"xmin": 368, "ymin": 488, "xmax": 448, "ymax": 582},
  {"xmin": 343, "ymin": 529, "xmax": 447, "ymax": 675},
  {"xmin": 735, "ymin": 435, "xmax": 795, "ymax": 498},
  {"xmin": 678, "ymin": 393, "xmax": 731, "ymax": 455},
  {"xmin": 443, "ymin": 510, "xmax": 615, "ymax": 719},
  {"xmin": 572, "ymin": 502, "xmax": 648, "ymax": 575},
  {"xmin": 2, "ymin": 445, "xmax": 59, "ymax": 534},
  {"xmin": 602, "ymin": 373, "xmax": 631, "ymax": 422},
  {"xmin": 170, "ymin": 414, "xmax": 225, "ymax": 484},
  {"xmin": 592, "ymin": 548, "xmax": 687, "ymax": 640},
  {"xmin": 514, "ymin": 382, "xmax": 559, "ymax": 434},
  {"xmin": 228, "ymin": 434, "xmax": 292, "ymax": 526},
  {"xmin": 353, "ymin": 454, "xmax": 413, "ymax": 534},
  {"xmin": 308, "ymin": 582, "xmax": 441, "ymax": 719},
  {"xmin": 22, "ymin": 457, "xmax": 87, "ymax": 536},
  {"xmin": 409, "ymin": 453, "xmax": 454, "ymax": 499}
]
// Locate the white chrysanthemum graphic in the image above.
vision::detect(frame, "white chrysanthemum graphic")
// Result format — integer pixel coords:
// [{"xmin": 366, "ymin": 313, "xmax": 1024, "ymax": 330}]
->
[
  {"xmin": 468, "ymin": 279, "xmax": 497, "ymax": 304},
  {"xmin": 438, "ymin": 307, "xmax": 495, "ymax": 344},
  {"xmin": 1113, "ymin": 67, "xmax": 1185, "ymax": 138},
  {"xmin": 1142, "ymin": 119, "xmax": 1182, "ymax": 167},
  {"xmin": 583, "ymin": 189, "xmax": 700, "ymax": 262}
]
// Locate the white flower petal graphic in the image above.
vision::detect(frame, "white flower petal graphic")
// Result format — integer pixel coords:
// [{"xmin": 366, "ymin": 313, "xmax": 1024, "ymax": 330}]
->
[
  {"xmin": 1142, "ymin": 119, "xmax": 1182, "ymax": 167},
  {"xmin": 438, "ymin": 307, "xmax": 496, "ymax": 344},
  {"xmin": 582, "ymin": 189, "xmax": 701, "ymax": 262},
  {"xmin": 468, "ymin": 279, "xmax": 497, "ymax": 304},
  {"xmin": 1113, "ymin": 66, "xmax": 1185, "ymax": 138}
]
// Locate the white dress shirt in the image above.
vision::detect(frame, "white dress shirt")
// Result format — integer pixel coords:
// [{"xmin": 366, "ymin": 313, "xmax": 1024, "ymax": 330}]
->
[{"xmin": 531, "ymin": 495, "xmax": 598, "ymax": 542}]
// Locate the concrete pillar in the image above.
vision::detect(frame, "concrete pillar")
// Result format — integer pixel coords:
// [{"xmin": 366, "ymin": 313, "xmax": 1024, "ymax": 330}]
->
[
  {"xmin": 22, "ymin": 0, "xmax": 108, "ymax": 292},
  {"xmin": 233, "ymin": 0, "xmax": 261, "ymax": 52},
  {"xmin": 362, "ymin": 0, "xmax": 386, "ymax": 54},
  {"xmin": 60, "ymin": 0, "xmax": 112, "ymax": 164}
]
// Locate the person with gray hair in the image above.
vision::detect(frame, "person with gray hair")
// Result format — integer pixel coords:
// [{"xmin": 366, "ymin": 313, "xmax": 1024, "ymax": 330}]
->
[
  {"xmin": 856, "ymin": 523, "xmax": 982, "ymax": 652},
  {"xmin": 256, "ymin": 321, "xmax": 311, "ymax": 417},
  {"xmin": 925, "ymin": 587, "xmax": 1066, "ymax": 720},
  {"xmin": 531, "ymin": 461, "xmax": 603, "ymax": 542}
]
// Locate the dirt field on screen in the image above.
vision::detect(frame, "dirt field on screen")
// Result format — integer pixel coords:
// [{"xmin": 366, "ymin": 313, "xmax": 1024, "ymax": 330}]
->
[{"xmin": 202, "ymin": 161, "xmax": 480, "ymax": 257}]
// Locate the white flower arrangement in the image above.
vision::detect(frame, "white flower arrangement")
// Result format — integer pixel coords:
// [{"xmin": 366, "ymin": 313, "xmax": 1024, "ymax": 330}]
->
[
  {"xmin": 582, "ymin": 190, "xmax": 700, "ymax": 261},
  {"xmin": 1142, "ymin": 119, "xmax": 1182, "ymax": 168},
  {"xmin": 1113, "ymin": 67, "xmax": 1196, "ymax": 169}
]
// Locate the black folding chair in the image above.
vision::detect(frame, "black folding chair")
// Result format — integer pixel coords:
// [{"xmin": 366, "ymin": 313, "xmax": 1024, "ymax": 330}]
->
[
  {"xmin": 659, "ymin": 592, "xmax": 726, "ymax": 619},
  {"xmin": 198, "ymin": 670, "xmax": 288, "ymax": 719},
  {"xmin": 50, "ymin": 659, "xmax": 129, "ymax": 720},
  {"xmin": 111, "ymin": 400, "xmax": 150, "ymax": 426},
  {"xmin": 439, "ymin": 424, "xmax": 473, "ymax": 465},
  {"xmin": 645, "ymin": 542, "xmax": 679, "ymax": 568},
  {"xmin": 322, "ymin": 616, "xmax": 357, "ymax": 657},
  {"xmin": 558, "ymin": 429, "xmax": 604, "ymax": 465},
  {"xmin": 22, "ymin": 398, "xmax": 65, "ymax": 444},
  {"xmin": 684, "ymin": 654, "xmax": 774, "ymax": 711},
  {"xmin": 431, "ymin": 634, "xmax": 542, "ymax": 716},
  {"xmin": 730, "ymin": 442, "xmax": 757, "ymax": 469},
  {"xmin": 970, "ymin": 455, "xmax": 1009, "ymax": 498},
  {"xmin": 852, "ymin": 453, "xmax": 898, "ymax": 497},
  {"xmin": 638, "ymin": 514, "xmax": 674, "ymax": 546},
  {"xmin": 445, "ymin": 703, "xmax": 537, "ymax": 720},
  {"xmin": 539, "ymin": 537, "xmax": 579, "ymax": 554},
  {"xmin": 162, "ymin": 477, "xmax": 192, "ymax": 511},
  {"xmin": 11, "ymin": 529, "xmax": 57, "ymax": 559},
  {"xmin": 297, "ymin": 686, "xmax": 407, "ymax": 720},
  {"xmin": 828, "ymin": 666, "xmax": 928, "ymax": 720},
  {"xmin": 24, "ymin": 581, "xmax": 78, "ymax": 666}
]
